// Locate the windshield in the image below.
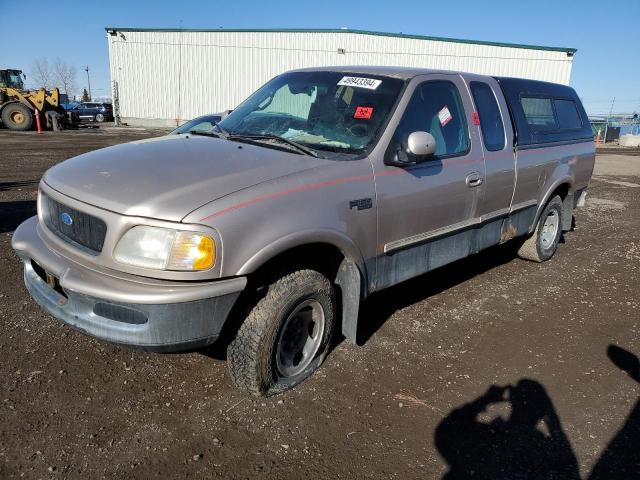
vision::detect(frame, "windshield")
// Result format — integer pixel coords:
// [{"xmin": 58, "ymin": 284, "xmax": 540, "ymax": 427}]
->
[
  {"xmin": 0, "ymin": 70, "xmax": 24, "ymax": 89},
  {"xmin": 218, "ymin": 71, "xmax": 404, "ymax": 155}
]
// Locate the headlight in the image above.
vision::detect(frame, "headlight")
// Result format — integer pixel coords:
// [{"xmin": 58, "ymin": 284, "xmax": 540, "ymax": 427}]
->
[{"xmin": 114, "ymin": 226, "xmax": 215, "ymax": 271}]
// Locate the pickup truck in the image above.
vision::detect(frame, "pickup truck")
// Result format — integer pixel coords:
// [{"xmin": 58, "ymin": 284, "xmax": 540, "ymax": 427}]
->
[{"xmin": 12, "ymin": 66, "xmax": 595, "ymax": 396}]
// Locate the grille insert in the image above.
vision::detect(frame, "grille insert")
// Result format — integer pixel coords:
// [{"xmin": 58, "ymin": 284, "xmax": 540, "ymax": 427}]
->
[{"xmin": 41, "ymin": 194, "xmax": 107, "ymax": 254}]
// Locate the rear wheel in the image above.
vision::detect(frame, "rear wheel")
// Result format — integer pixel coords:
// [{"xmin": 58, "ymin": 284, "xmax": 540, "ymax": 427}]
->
[
  {"xmin": 227, "ymin": 269, "xmax": 336, "ymax": 396},
  {"xmin": 1, "ymin": 103, "xmax": 33, "ymax": 131},
  {"xmin": 517, "ymin": 195, "xmax": 563, "ymax": 262},
  {"xmin": 95, "ymin": 113, "xmax": 105, "ymax": 123}
]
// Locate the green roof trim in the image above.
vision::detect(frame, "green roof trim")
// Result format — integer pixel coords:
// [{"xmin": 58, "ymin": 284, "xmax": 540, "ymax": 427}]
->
[{"xmin": 104, "ymin": 27, "xmax": 577, "ymax": 54}]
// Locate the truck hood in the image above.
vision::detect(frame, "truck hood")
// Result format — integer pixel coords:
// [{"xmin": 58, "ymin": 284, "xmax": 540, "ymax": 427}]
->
[{"xmin": 43, "ymin": 135, "xmax": 322, "ymax": 222}]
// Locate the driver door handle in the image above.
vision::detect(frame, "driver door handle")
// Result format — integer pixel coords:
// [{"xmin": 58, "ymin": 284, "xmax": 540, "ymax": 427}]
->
[{"xmin": 465, "ymin": 172, "xmax": 483, "ymax": 187}]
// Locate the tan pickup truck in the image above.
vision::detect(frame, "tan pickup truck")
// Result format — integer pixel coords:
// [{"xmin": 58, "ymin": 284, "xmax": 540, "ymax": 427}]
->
[{"xmin": 13, "ymin": 66, "xmax": 594, "ymax": 395}]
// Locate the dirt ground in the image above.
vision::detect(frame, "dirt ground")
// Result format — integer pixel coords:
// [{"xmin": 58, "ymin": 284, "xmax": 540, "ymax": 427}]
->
[{"xmin": 1, "ymin": 129, "xmax": 638, "ymax": 479}]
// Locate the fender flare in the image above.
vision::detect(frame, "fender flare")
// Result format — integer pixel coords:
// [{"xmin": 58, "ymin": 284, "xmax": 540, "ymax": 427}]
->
[
  {"xmin": 0, "ymin": 100, "xmax": 33, "ymax": 115},
  {"xmin": 236, "ymin": 229, "xmax": 367, "ymax": 344},
  {"xmin": 531, "ymin": 176, "xmax": 574, "ymax": 234}
]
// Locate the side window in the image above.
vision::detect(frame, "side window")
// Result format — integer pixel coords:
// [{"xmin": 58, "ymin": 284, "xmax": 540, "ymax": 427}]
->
[
  {"xmin": 521, "ymin": 97, "xmax": 557, "ymax": 131},
  {"xmin": 394, "ymin": 81, "xmax": 469, "ymax": 157},
  {"xmin": 554, "ymin": 99, "xmax": 582, "ymax": 129},
  {"xmin": 470, "ymin": 82, "xmax": 505, "ymax": 151}
]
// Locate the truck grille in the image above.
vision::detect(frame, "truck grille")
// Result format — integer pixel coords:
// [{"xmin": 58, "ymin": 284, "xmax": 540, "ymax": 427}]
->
[{"xmin": 41, "ymin": 193, "xmax": 107, "ymax": 254}]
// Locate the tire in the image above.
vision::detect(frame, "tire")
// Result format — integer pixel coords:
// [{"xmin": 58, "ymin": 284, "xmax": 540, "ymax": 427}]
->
[
  {"xmin": 1, "ymin": 103, "xmax": 33, "ymax": 131},
  {"xmin": 95, "ymin": 113, "xmax": 105, "ymax": 123},
  {"xmin": 517, "ymin": 195, "xmax": 563, "ymax": 262},
  {"xmin": 227, "ymin": 269, "xmax": 336, "ymax": 396}
]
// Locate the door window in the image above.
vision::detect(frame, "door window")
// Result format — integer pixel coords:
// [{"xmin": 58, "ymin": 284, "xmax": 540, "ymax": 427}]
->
[
  {"xmin": 393, "ymin": 81, "xmax": 469, "ymax": 157},
  {"xmin": 470, "ymin": 82, "xmax": 505, "ymax": 151}
]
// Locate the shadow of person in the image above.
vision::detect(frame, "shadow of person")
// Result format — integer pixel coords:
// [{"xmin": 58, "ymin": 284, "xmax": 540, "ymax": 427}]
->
[
  {"xmin": 588, "ymin": 345, "xmax": 640, "ymax": 479},
  {"xmin": 435, "ymin": 379, "xmax": 580, "ymax": 479}
]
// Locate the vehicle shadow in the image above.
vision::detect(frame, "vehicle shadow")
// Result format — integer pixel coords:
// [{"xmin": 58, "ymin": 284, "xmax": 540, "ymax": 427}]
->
[
  {"xmin": 0, "ymin": 200, "xmax": 37, "ymax": 233},
  {"xmin": 435, "ymin": 379, "xmax": 581, "ymax": 479},
  {"xmin": 588, "ymin": 345, "xmax": 640, "ymax": 479},
  {"xmin": 0, "ymin": 179, "xmax": 39, "ymax": 192},
  {"xmin": 356, "ymin": 243, "xmax": 518, "ymax": 344},
  {"xmin": 199, "ymin": 243, "xmax": 519, "ymax": 362}
]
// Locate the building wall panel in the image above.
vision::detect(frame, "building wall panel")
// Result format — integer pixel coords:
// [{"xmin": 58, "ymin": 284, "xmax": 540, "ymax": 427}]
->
[{"xmin": 107, "ymin": 30, "xmax": 574, "ymax": 126}]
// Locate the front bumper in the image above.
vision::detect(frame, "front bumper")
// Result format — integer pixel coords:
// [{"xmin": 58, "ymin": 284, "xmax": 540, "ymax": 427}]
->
[{"xmin": 12, "ymin": 216, "xmax": 246, "ymax": 352}]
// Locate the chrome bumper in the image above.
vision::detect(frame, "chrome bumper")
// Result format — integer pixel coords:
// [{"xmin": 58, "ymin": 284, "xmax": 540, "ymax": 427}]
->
[{"xmin": 12, "ymin": 216, "xmax": 246, "ymax": 352}]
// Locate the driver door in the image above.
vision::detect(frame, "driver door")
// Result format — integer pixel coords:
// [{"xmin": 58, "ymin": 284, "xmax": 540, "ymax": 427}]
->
[{"xmin": 372, "ymin": 74, "xmax": 485, "ymax": 289}]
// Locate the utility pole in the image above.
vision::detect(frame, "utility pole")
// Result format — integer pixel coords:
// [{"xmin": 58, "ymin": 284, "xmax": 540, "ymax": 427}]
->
[{"xmin": 85, "ymin": 65, "xmax": 92, "ymax": 101}]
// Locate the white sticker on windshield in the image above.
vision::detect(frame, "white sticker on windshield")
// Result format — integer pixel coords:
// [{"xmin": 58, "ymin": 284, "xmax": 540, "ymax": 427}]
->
[
  {"xmin": 438, "ymin": 106, "xmax": 453, "ymax": 127},
  {"xmin": 337, "ymin": 76, "xmax": 382, "ymax": 90}
]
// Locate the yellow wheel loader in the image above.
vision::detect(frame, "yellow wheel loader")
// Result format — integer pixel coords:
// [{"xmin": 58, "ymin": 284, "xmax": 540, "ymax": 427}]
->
[{"xmin": 0, "ymin": 68, "xmax": 66, "ymax": 131}]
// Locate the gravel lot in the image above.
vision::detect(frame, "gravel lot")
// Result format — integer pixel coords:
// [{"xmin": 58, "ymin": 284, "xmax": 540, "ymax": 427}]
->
[{"xmin": 1, "ymin": 129, "xmax": 638, "ymax": 479}]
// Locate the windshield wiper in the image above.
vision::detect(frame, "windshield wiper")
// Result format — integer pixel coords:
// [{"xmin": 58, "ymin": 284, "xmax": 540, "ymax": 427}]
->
[
  {"xmin": 188, "ymin": 130, "xmax": 223, "ymax": 138},
  {"xmin": 228, "ymin": 133, "xmax": 319, "ymax": 158},
  {"xmin": 188, "ymin": 121, "xmax": 230, "ymax": 139},
  {"xmin": 212, "ymin": 121, "xmax": 230, "ymax": 138}
]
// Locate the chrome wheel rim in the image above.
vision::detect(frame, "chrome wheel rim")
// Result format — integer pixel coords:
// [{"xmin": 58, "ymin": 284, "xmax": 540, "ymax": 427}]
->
[
  {"xmin": 540, "ymin": 210, "xmax": 559, "ymax": 249},
  {"xmin": 276, "ymin": 299, "xmax": 325, "ymax": 377}
]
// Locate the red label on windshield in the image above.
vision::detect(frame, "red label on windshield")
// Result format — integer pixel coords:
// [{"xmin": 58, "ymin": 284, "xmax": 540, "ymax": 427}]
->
[{"xmin": 354, "ymin": 106, "xmax": 374, "ymax": 119}]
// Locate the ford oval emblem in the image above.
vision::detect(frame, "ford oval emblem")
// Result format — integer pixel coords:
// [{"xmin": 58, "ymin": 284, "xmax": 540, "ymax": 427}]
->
[{"xmin": 60, "ymin": 212, "xmax": 73, "ymax": 226}]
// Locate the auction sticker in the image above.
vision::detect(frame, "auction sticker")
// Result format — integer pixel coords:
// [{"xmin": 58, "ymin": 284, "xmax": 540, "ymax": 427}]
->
[
  {"xmin": 337, "ymin": 76, "xmax": 382, "ymax": 90},
  {"xmin": 438, "ymin": 106, "xmax": 453, "ymax": 127},
  {"xmin": 354, "ymin": 106, "xmax": 374, "ymax": 119}
]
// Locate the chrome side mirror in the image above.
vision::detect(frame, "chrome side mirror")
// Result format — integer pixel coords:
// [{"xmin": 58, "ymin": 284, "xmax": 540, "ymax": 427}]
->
[{"xmin": 407, "ymin": 131, "xmax": 436, "ymax": 157}]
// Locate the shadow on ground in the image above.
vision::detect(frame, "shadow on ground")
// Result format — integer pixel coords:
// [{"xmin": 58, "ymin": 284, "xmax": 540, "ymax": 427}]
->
[
  {"xmin": 200, "ymin": 244, "xmax": 520, "ymax": 362},
  {"xmin": 0, "ymin": 179, "xmax": 39, "ymax": 192},
  {"xmin": 435, "ymin": 345, "xmax": 640, "ymax": 479},
  {"xmin": 357, "ymin": 244, "xmax": 518, "ymax": 344},
  {"xmin": 0, "ymin": 200, "xmax": 37, "ymax": 233}
]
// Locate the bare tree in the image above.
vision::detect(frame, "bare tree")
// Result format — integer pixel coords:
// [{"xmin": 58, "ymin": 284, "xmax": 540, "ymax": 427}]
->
[
  {"xmin": 30, "ymin": 57, "xmax": 52, "ymax": 90},
  {"xmin": 53, "ymin": 58, "xmax": 77, "ymax": 96}
]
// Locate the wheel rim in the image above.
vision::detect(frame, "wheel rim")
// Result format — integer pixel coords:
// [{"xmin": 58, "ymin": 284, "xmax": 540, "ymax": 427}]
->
[
  {"xmin": 540, "ymin": 210, "xmax": 559, "ymax": 249},
  {"xmin": 10, "ymin": 111, "xmax": 25, "ymax": 124},
  {"xmin": 275, "ymin": 299, "xmax": 325, "ymax": 377}
]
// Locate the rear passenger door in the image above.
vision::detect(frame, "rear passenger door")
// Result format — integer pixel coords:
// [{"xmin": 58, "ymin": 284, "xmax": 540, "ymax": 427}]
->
[{"xmin": 468, "ymin": 79, "xmax": 516, "ymax": 221}]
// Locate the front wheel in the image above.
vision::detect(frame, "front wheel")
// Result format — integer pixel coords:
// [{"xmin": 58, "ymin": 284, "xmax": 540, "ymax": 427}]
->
[
  {"xmin": 1, "ymin": 103, "xmax": 33, "ymax": 131},
  {"xmin": 227, "ymin": 269, "xmax": 336, "ymax": 396},
  {"xmin": 95, "ymin": 113, "xmax": 105, "ymax": 123},
  {"xmin": 517, "ymin": 195, "xmax": 563, "ymax": 262}
]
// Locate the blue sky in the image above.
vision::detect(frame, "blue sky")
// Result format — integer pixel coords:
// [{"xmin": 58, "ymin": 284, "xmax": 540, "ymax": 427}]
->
[{"xmin": 1, "ymin": 0, "xmax": 638, "ymax": 114}]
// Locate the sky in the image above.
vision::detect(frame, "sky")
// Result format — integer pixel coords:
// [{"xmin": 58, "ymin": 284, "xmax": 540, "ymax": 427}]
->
[{"xmin": 1, "ymin": 0, "xmax": 638, "ymax": 115}]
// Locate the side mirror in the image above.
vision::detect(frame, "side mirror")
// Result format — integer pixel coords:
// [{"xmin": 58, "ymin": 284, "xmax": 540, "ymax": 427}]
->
[{"xmin": 406, "ymin": 131, "xmax": 436, "ymax": 157}]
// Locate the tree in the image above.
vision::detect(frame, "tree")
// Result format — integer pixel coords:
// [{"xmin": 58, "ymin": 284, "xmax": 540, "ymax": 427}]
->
[
  {"xmin": 53, "ymin": 58, "xmax": 77, "ymax": 97},
  {"xmin": 30, "ymin": 57, "xmax": 52, "ymax": 89},
  {"xmin": 81, "ymin": 88, "xmax": 90, "ymax": 102}
]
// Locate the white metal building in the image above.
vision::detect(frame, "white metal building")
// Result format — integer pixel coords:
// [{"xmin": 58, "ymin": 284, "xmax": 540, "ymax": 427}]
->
[{"xmin": 105, "ymin": 28, "xmax": 576, "ymax": 127}]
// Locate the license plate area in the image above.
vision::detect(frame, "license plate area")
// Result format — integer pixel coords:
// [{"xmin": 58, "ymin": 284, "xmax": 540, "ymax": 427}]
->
[{"xmin": 31, "ymin": 260, "xmax": 68, "ymax": 302}]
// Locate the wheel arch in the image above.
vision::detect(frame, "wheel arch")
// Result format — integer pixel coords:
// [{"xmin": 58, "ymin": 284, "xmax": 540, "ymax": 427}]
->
[
  {"xmin": 531, "ymin": 178, "xmax": 573, "ymax": 234},
  {"xmin": 236, "ymin": 230, "xmax": 368, "ymax": 344}
]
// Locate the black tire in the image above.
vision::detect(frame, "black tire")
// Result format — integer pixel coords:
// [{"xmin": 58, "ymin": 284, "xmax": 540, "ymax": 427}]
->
[
  {"xmin": 227, "ymin": 269, "xmax": 336, "ymax": 396},
  {"xmin": 1, "ymin": 103, "xmax": 33, "ymax": 131},
  {"xmin": 95, "ymin": 113, "xmax": 105, "ymax": 123},
  {"xmin": 517, "ymin": 195, "xmax": 563, "ymax": 262}
]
